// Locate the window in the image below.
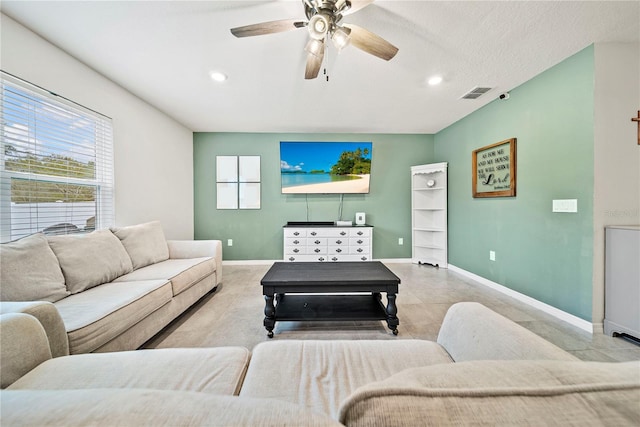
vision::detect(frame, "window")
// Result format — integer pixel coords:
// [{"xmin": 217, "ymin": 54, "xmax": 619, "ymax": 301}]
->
[{"xmin": 1, "ymin": 72, "xmax": 114, "ymax": 242}]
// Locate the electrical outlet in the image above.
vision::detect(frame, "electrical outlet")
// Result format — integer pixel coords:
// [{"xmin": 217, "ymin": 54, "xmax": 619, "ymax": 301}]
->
[
  {"xmin": 489, "ymin": 250, "xmax": 496, "ymax": 261},
  {"xmin": 398, "ymin": 238, "xmax": 403, "ymax": 245},
  {"xmin": 227, "ymin": 239, "xmax": 233, "ymax": 247}
]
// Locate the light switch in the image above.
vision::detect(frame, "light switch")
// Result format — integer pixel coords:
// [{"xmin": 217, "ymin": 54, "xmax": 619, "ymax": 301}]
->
[{"xmin": 552, "ymin": 199, "xmax": 578, "ymax": 213}]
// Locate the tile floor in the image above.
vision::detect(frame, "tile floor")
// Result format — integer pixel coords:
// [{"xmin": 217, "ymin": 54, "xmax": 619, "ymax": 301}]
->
[{"xmin": 144, "ymin": 263, "xmax": 640, "ymax": 362}]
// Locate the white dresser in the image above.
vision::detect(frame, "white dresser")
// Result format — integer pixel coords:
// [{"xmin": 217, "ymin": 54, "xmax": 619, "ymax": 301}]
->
[{"xmin": 283, "ymin": 222, "xmax": 373, "ymax": 262}]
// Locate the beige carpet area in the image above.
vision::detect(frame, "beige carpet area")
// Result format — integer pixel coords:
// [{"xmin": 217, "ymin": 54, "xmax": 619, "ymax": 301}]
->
[{"xmin": 143, "ymin": 263, "xmax": 640, "ymax": 362}]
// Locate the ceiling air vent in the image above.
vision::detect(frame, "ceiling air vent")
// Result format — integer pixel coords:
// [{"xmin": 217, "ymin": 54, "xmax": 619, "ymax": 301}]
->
[{"xmin": 461, "ymin": 86, "xmax": 493, "ymax": 100}]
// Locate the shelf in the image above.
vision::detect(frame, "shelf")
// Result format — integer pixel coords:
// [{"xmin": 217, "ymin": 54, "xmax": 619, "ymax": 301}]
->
[
  {"xmin": 411, "ymin": 163, "xmax": 448, "ymax": 268},
  {"xmin": 275, "ymin": 294, "xmax": 387, "ymax": 322},
  {"xmin": 415, "ymin": 244, "xmax": 445, "ymax": 250}
]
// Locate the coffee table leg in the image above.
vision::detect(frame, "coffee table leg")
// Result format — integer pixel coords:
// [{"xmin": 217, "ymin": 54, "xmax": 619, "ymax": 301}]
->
[
  {"xmin": 386, "ymin": 293, "xmax": 399, "ymax": 335},
  {"xmin": 264, "ymin": 295, "xmax": 276, "ymax": 338}
]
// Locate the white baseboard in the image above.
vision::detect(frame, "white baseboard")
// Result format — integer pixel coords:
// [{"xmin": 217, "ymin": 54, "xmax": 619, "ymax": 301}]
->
[
  {"xmin": 223, "ymin": 258, "xmax": 413, "ymax": 266},
  {"xmin": 448, "ymin": 264, "xmax": 594, "ymax": 334},
  {"xmin": 222, "ymin": 260, "xmax": 280, "ymax": 266}
]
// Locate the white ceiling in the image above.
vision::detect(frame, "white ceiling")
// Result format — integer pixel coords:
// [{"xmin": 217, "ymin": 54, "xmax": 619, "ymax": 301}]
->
[{"xmin": 2, "ymin": 1, "xmax": 638, "ymax": 134}]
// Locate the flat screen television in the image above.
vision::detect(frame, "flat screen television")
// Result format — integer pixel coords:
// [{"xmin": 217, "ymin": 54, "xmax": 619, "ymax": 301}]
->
[{"xmin": 280, "ymin": 141, "xmax": 372, "ymax": 194}]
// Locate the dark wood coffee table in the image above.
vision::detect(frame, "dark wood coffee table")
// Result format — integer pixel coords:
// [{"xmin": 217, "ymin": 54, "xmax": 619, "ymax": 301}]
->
[{"xmin": 261, "ymin": 261, "xmax": 400, "ymax": 338}]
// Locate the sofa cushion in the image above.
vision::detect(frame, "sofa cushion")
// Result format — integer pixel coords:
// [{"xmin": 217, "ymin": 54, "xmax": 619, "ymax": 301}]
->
[
  {"xmin": 0, "ymin": 233, "xmax": 69, "ymax": 302},
  {"xmin": 437, "ymin": 302, "xmax": 578, "ymax": 362},
  {"xmin": 47, "ymin": 229, "xmax": 133, "ymax": 294},
  {"xmin": 113, "ymin": 257, "xmax": 215, "ymax": 296},
  {"xmin": 240, "ymin": 339, "xmax": 453, "ymax": 418},
  {"xmin": 0, "ymin": 301, "xmax": 69, "ymax": 358},
  {"xmin": 338, "ymin": 360, "xmax": 640, "ymax": 426},
  {"xmin": 112, "ymin": 221, "xmax": 169, "ymax": 270},
  {"xmin": 0, "ymin": 390, "xmax": 343, "ymax": 427},
  {"xmin": 0, "ymin": 313, "xmax": 52, "ymax": 388},
  {"xmin": 9, "ymin": 347, "xmax": 250, "ymax": 396},
  {"xmin": 54, "ymin": 280, "xmax": 171, "ymax": 354}
]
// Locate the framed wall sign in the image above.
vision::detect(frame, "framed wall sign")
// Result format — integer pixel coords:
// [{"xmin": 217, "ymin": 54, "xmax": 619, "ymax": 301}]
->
[
  {"xmin": 472, "ymin": 138, "xmax": 517, "ymax": 198},
  {"xmin": 216, "ymin": 155, "xmax": 261, "ymax": 209}
]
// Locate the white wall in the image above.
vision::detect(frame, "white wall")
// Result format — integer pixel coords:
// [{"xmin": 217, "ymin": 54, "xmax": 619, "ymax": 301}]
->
[
  {"xmin": 593, "ymin": 42, "xmax": 640, "ymax": 331},
  {"xmin": 0, "ymin": 14, "xmax": 194, "ymax": 239}
]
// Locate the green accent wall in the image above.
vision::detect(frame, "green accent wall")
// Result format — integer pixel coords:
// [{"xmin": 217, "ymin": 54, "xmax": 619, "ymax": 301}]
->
[
  {"xmin": 434, "ymin": 46, "xmax": 595, "ymax": 321},
  {"xmin": 194, "ymin": 133, "xmax": 434, "ymax": 261}
]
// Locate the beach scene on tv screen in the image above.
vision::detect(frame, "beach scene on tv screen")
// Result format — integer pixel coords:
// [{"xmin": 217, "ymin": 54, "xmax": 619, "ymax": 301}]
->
[{"xmin": 280, "ymin": 142, "xmax": 372, "ymax": 194}]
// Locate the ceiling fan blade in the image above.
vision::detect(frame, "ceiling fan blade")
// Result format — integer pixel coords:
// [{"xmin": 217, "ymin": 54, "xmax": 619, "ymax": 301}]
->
[
  {"xmin": 343, "ymin": 24, "xmax": 398, "ymax": 61},
  {"xmin": 230, "ymin": 19, "xmax": 306, "ymax": 38},
  {"xmin": 305, "ymin": 40, "xmax": 325, "ymax": 79}
]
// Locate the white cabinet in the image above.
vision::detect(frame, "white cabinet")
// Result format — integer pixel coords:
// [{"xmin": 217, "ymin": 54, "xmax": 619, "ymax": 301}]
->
[
  {"xmin": 284, "ymin": 223, "xmax": 373, "ymax": 262},
  {"xmin": 411, "ymin": 163, "xmax": 448, "ymax": 267},
  {"xmin": 604, "ymin": 226, "xmax": 640, "ymax": 340}
]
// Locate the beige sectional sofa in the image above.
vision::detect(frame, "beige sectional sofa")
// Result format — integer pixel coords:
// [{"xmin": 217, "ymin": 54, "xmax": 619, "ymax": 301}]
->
[
  {"xmin": 1, "ymin": 302, "xmax": 638, "ymax": 426},
  {"xmin": 0, "ymin": 221, "xmax": 222, "ymax": 354}
]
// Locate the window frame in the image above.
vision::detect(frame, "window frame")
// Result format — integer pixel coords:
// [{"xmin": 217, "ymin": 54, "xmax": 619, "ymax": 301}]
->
[{"xmin": 0, "ymin": 72, "xmax": 114, "ymax": 242}]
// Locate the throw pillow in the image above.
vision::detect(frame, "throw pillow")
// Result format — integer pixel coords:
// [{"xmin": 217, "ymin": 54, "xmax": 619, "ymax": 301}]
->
[
  {"xmin": 47, "ymin": 229, "xmax": 133, "ymax": 294},
  {"xmin": 0, "ymin": 233, "xmax": 69, "ymax": 302},
  {"xmin": 111, "ymin": 221, "xmax": 169, "ymax": 270}
]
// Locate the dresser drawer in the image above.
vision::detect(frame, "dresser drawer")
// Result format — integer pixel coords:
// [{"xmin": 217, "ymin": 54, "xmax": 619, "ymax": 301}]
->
[
  {"xmin": 350, "ymin": 228, "xmax": 370, "ymax": 237},
  {"xmin": 284, "ymin": 229, "xmax": 307, "ymax": 238},
  {"xmin": 349, "ymin": 237, "xmax": 370, "ymax": 246},
  {"xmin": 350, "ymin": 246, "xmax": 369, "ymax": 255},
  {"xmin": 306, "ymin": 237, "xmax": 327, "ymax": 246},
  {"xmin": 284, "ymin": 246, "xmax": 306, "ymax": 255},
  {"xmin": 285, "ymin": 237, "xmax": 305, "ymax": 246}
]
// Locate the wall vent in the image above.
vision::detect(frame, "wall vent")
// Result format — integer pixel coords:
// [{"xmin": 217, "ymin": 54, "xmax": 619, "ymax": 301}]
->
[{"xmin": 461, "ymin": 86, "xmax": 493, "ymax": 100}]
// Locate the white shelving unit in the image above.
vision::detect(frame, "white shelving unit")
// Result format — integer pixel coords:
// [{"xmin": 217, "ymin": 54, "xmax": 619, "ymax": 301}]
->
[{"xmin": 411, "ymin": 162, "xmax": 448, "ymax": 268}]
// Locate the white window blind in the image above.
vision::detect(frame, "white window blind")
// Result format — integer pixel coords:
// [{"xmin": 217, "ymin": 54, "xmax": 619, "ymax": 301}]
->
[{"xmin": 0, "ymin": 72, "xmax": 114, "ymax": 243}]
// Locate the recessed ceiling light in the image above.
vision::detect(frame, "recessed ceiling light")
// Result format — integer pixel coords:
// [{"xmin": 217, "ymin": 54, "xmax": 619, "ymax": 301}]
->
[
  {"xmin": 210, "ymin": 71, "xmax": 227, "ymax": 82},
  {"xmin": 428, "ymin": 75, "xmax": 443, "ymax": 86}
]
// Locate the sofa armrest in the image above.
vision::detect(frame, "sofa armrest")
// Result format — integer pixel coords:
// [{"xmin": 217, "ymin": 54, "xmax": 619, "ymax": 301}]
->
[
  {"xmin": 0, "ymin": 313, "xmax": 52, "ymax": 388},
  {"xmin": 167, "ymin": 240, "xmax": 223, "ymax": 284},
  {"xmin": 0, "ymin": 301, "xmax": 69, "ymax": 358},
  {"xmin": 436, "ymin": 302, "xmax": 578, "ymax": 362}
]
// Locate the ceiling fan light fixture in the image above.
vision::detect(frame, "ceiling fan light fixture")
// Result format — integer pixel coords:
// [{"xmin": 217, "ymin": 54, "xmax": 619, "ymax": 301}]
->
[
  {"xmin": 308, "ymin": 14, "xmax": 329, "ymax": 40},
  {"xmin": 428, "ymin": 75, "xmax": 443, "ymax": 86},
  {"xmin": 332, "ymin": 26, "xmax": 351, "ymax": 51},
  {"xmin": 210, "ymin": 71, "xmax": 228, "ymax": 82},
  {"xmin": 305, "ymin": 38, "xmax": 324, "ymax": 57}
]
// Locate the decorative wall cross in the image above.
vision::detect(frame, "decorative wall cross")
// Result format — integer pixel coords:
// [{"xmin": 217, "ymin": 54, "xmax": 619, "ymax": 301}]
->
[{"xmin": 632, "ymin": 110, "xmax": 640, "ymax": 145}]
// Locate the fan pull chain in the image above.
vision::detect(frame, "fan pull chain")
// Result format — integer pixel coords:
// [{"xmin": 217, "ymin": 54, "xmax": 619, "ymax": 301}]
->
[{"xmin": 324, "ymin": 43, "xmax": 330, "ymax": 82}]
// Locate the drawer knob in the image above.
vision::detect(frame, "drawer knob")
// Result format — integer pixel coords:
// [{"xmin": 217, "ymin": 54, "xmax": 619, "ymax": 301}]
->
[
  {"xmin": 361, "ymin": 256, "xmax": 367, "ymax": 261},
  {"xmin": 293, "ymin": 231, "xmax": 300, "ymax": 236},
  {"xmin": 336, "ymin": 240, "xmax": 342, "ymax": 244},
  {"xmin": 314, "ymin": 248, "xmax": 321, "ymax": 253},
  {"xmin": 289, "ymin": 257, "xmax": 295, "ymax": 261},
  {"xmin": 332, "ymin": 257, "xmax": 338, "ymax": 261},
  {"xmin": 357, "ymin": 248, "xmax": 363, "ymax": 253},
  {"xmin": 357, "ymin": 240, "xmax": 363, "ymax": 244},
  {"xmin": 357, "ymin": 231, "xmax": 364, "ymax": 235},
  {"xmin": 318, "ymin": 257, "xmax": 325, "ymax": 261},
  {"xmin": 314, "ymin": 240, "xmax": 321, "ymax": 244},
  {"xmin": 293, "ymin": 249, "xmax": 299, "ymax": 253},
  {"xmin": 336, "ymin": 248, "xmax": 342, "ymax": 253},
  {"xmin": 340, "ymin": 231, "xmax": 347, "ymax": 236},
  {"xmin": 311, "ymin": 231, "xmax": 317, "ymax": 236},
  {"xmin": 293, "ymin": 240, "xmax": 300, "ymax": 245}
]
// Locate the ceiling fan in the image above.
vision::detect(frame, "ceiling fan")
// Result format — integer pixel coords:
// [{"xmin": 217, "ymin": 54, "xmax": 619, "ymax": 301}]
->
[{"xmin": 230, "ymin": 0, "xmax": 398, "ymax": 79}]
